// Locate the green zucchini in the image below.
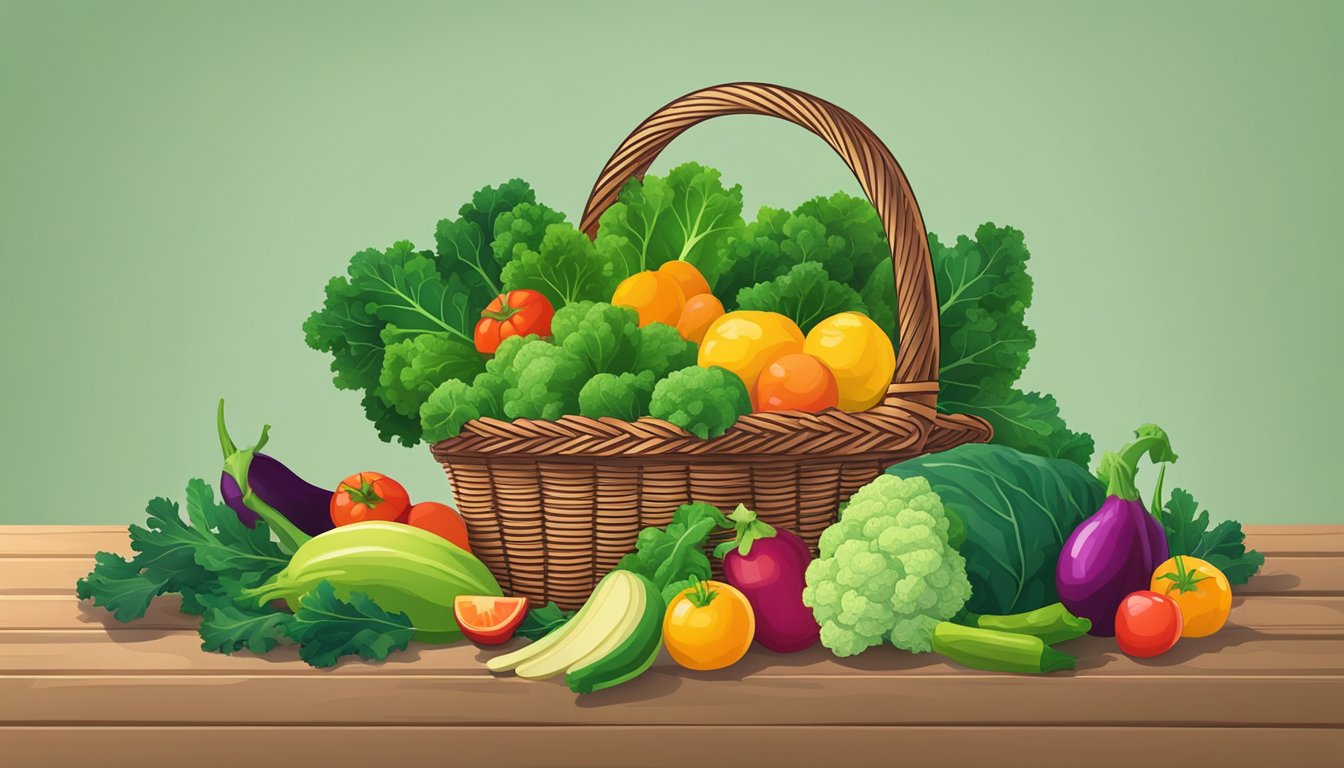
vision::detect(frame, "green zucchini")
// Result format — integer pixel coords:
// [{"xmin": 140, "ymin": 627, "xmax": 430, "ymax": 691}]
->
[
  {"xmin": 515, "ymin": 572, "xmax": 635, "ymax": 679},
  {"xmin": 566, "ymin": 573, "xmax": 665, "ymax": 694}
]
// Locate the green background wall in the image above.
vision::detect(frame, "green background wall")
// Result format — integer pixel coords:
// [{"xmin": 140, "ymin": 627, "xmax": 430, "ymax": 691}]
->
[{"xmin": 2, "ymin": 0, "xmax": 1340, "ymax": 525}]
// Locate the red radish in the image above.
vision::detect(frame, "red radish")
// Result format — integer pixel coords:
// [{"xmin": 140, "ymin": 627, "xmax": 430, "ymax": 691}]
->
[
  {"xmin": 454, "ymin": 595, "xmax": 529, "ymax": 646},
  {"xmin": 714, "ymin": 505, "xmax": 819, "ymax": 653}
]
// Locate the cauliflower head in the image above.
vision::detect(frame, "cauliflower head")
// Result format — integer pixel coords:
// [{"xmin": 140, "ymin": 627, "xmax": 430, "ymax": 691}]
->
[{"xmin": 802, "ymin": 475, "xmax": 972, "ymax": 657}]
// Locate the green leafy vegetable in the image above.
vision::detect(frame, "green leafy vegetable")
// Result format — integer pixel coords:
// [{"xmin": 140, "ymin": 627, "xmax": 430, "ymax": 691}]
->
[
  {"xmin": 76, "ymin": 479, "xmax": 290, "ymax": 622},
  {"xmin": 378, "ymin": 331, "xmax": 486, "ymax": 420},
  {"xmin": 502, "ymin": 223, "xmax": 618, "ymax": 307},
  {"xmin": 197, "ymin": 586, "xmax": 294, "ymax": 655},
  {"xmin": 633, "ymin": 321, "xmax": 698, "ymax": 379},
  {"xmin": 734, "ymin": 261, "xmax": 867, "ymax": 333},
  {"xmin": 594, "ymin": 162, "xmax": 745, "ymax": 286},
  {"xmin": 579, "ymin": 371, "xmax": 656, "ymax": 420},
  {"xmin": 616, "ymin": 502, "xmax": 730, "ymax": 601},
  {"xmin": 501, "ymin": 339, "xmax": 589, "ymax": 420},
  {"xmin": 491, "ymin": 201, "xmax": 567, "ymax": 267},
  {"xmin": 286, "ymin": 581, "xmax": 416, "ymax": 668},
  {"xmin": 648, "ymin": 365, "xmax": 752, "ymax": 439},
  {"xmin": 515, "ymin": 602, "xmax": 576, "ymax": 641},
  {"xmin": 305, "ymin": 180, "xmax": 528, "ymax": 446},
  {"xmin": 1159, "ymin": 487, "xmax": 1264, "ymax": 585},
  {"xmin": 552, "ymin": 301, "xmax": 642, "ymax": 375},
  {"xmin": 886, "ymin": 444, "xmax": 1106, "ymax": 615}
]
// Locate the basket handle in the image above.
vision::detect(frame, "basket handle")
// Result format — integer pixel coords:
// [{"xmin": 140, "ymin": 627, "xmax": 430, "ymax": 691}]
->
[{"xmin": 578, "ymin": 82, "xmax": 940, "ymax": 407}]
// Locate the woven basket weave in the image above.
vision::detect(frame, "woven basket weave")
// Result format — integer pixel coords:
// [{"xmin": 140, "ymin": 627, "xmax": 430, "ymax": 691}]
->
[{"xmin": 431, "ymin": 83, "xmax": 993, "ymax": 608}]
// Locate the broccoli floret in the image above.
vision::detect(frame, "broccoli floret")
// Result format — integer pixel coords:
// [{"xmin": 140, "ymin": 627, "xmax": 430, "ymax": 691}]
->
[
  {"xmin": 634, "ymin": 322, "xmax": 698, "ymax": 379},
  {"xmin": 648, "ymin": 365, "xmax": 751, "ymax": 439},
  {"xmin": 802, "ymin": 475, "xmax": 972, "ymax": 657},
  {"xmin": 501, "ymin": 339, "xmax": 588, "ymax": 420},
  {"xmin": 579, "ymin": 371, "xmax": 656, "ymax": 421}
]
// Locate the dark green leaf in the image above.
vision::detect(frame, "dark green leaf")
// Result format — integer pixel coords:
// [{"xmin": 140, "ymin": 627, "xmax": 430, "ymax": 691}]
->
[
  {"xmin": 616, "ymin": 502, "xmax": 730, "ymax": 591},
  {"xmin": 515, "ymin": 602, "xmax": 575, "ymax": 641},
  {"xmin": 75, "ymin": 551, "xmax": 174, "ymax": 622},
  {"xmin": 1161, "ymin": 488, "xmax": 1264, "ymax": 585},
  {"xmin": 940, "ymin": 385, "xmax": 1095, "ymax": 468},
  {"xmin": 198, "ymin": 584, "xmax": 294, "ymax": 655},
  {"xmin": 887, "ymin": 444, "xmax": 1106, "ymax": 615},
  {"xmin": 734, "ymin": 261, "xmax": 868, "ymax": 333},
  {"xmin": 286, "ymin": 581, "xmax": 415, "ymax": 668}
]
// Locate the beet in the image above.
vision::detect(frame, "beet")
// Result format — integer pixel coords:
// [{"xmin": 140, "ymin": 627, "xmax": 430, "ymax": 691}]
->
[{"xmin": 715, "ymin": 505, "xmax": 819, "ymax": 653}]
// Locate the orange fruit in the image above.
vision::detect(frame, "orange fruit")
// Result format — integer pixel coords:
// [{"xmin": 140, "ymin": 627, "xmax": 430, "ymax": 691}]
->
[
  {"xmin": 675, "ymin": 293, "xmax": 725, "ymax": 344},
  {"xmin": 657, "ymin": 260, "xmax": 711, "ymax": 299},
  {"xmin": 612, "ymin": 270, "xmax": 685, "ymax": 327},
  {"xmin": 753, "ymin": 353, "xmax": 839, "ymax": 413}
]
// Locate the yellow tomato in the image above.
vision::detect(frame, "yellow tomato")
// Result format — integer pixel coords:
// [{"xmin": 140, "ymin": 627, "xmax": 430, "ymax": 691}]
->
[
  {"xmin": 612, "ymin": 270, "xmax": 685, "ymax": 327},
  {"xmin": 803, "ymin": 312, "xmax": 896, "ymax": 411},
  {"xmin": 663, "ymin": 579, "xmax": 755, "ymax": 671},
  {"xmin": 657, "ymin": 260, "xmax": 711, "ymax": 299},
  {"xmin": 698, "ymin": 311, "xmax": 805, "ymax": 392},
  {"xmin": 1150, "ymin": 555, "xmax": 1232, "ymax": 638}
]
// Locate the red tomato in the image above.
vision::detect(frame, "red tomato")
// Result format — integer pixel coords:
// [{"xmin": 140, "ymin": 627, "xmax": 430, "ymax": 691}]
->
[
  {"xmin": 330, "ymin": 472, "xmax": 411, "ymax": 527},
  {"xmin": 454, "ymin": 595, "xmax": 529, "ymax": 645},
  {"xmin": 474, "ymin": 289, "xmax": 554, "ymax": 354},
  {"xmin": 406, "ymin": 501, "xmax": 471, "ymax": 552},
  {"xmin": 1115, "ymin": 590, "xmax": 1183, "ymax": 658}
]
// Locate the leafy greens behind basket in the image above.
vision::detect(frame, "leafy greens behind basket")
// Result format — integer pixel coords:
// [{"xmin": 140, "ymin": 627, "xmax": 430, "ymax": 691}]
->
[{"xmin": 304, "ymin": 161, "xmax": 1093, "ymax": 466}]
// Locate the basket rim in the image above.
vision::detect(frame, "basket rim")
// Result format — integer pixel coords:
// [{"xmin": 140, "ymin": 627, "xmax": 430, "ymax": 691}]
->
[{"xmin": 430, "ymin": 387, "xmax": 992, "ymax": 460}]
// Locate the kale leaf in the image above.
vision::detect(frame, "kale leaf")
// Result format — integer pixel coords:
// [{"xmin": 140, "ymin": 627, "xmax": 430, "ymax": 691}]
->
[
  {"xmin": 287, "ymin": 581, "xmax": 415, "ymax": 668},
  {"xmin": 1160, "ymin": 488, "xmax": 1265, "ymax": 585}
]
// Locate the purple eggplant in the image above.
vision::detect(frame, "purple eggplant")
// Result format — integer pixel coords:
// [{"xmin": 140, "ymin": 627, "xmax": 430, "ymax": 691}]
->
[
  {"xmin": 714, "ymin": 505, "xmax": 819, "ymax": 653},
  {"xmin": 219, "ymin": 452, "xmax": 334, "ymax": 537},
  {"xmin": 1056, "ymin": 424, "xmax": 1176, "ymax": 636},
  {"xmin": 217, "ymin": 400, "xmax": 328, "ymax": 553}
]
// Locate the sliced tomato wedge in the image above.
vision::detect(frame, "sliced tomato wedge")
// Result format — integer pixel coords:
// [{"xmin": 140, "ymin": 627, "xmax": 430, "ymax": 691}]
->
[{"xmin": 454, "ymin": 595, "xmax": 529, "ymax": 646}]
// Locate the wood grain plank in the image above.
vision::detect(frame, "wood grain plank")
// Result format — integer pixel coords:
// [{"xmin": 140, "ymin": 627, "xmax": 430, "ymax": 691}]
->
[
  {"xmin": 1244, "ymin": 526, "xmax": 1344, "ymax": 556},
  {"xmin": 2, "ymin": 671, "xmax": 1340, "ymax": 727},
  {"xmin": 5, "ymin": 726, "xmax": 1342, "ymax": 768},
  {"xmin": 0, "ymin": 558, "xmax": 95, "ymax": 594},
  {"xmin": 1236, "ymin": 557, "xmax": 1344, "ymax": 595},
  {"xmin": 8, "ymin": 591, "xmax": 1344, "ymax": 635},
  {"xmin": 1, "ymin": 628, "xmax": 1340, "ymax": 677},
  {"xmin": 0, "ymin": 526, "xmax": 128, "ymax": 557},
  {"xmin": 0, "ymin": 594, "xmax": 197, "ymax": 630}
]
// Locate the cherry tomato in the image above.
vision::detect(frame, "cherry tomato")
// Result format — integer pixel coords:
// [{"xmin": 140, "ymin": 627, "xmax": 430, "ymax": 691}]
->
[
  {"xmin": 474, "ymin": 289, "xmax": 555, "ymax": 354},
  {"xmin": 330, "ymin": 472, "xmax": 411, "ymax": 527},
  {"xmin": 406, "ymin": 501, "xmax": 471, "ymax": 552},
  {"xmin": 1115, "ymin": 590, "xmax": 1183, "ymax": 658}
]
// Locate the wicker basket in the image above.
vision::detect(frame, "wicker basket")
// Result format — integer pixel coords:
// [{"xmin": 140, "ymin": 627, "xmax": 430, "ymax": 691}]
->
[{"xmin": 431, "ymin": 82, "xmax": 993, "ymax": 608}]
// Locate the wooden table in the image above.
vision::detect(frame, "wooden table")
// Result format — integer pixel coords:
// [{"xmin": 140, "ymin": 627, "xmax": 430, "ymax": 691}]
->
[{"xmin": 2, "ymin": 525, "xmax": 1341, "ymax": 767}]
